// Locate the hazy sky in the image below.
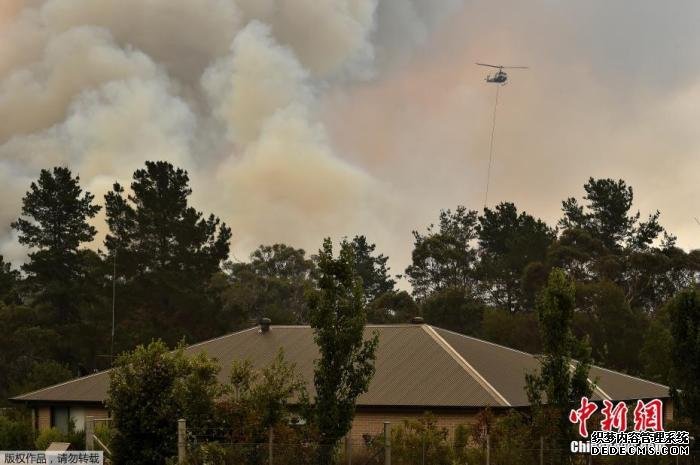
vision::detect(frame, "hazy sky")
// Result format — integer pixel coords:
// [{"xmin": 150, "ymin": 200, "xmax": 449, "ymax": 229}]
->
[{"xmin": 1, "ymin": 0, "xmax": 699, "ymax": 282}]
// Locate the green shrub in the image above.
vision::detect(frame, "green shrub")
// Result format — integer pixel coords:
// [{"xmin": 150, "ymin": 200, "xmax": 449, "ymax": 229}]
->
[
  {"xmin": 34, "ymin": 424, "xmax": 84, "ymax": 450},
  {"xmin": 35, "ymin": 428, "xmax": 64, "ymax": 450},
  {"xmin": 390, "ymin": 414, "xmax": 453, "ymax": 465},
  {"xmin": 0, "ymin": 414, "xmax": 34, "ymax": 449},
  {"xmin": 108, "ymin": 341, "xmax": 221, "ymax": 465},
  {"xmin": 93, "ymin": 423, "xmax": 114, "ymax": 452}
]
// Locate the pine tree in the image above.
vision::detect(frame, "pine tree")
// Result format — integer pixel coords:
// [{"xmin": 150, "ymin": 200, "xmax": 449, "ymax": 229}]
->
[
  {"xmin": 11, "ymin": 167, "xmax": 101, "ymax": 323},
  {"xmin": 343, "ymin": 235, "xmax": 395, "ymax": 303},
  {"xmin": 104, "ymin": 161, "xmax": 231, "ymax": 347}
]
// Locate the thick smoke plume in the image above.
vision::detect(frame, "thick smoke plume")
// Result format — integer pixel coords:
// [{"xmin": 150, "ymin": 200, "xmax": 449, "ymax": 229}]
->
[
  {"xmin": 9, "ymin": 1, "xmax": 693, "ymax": 275},
  {"xmin": 0, "ymin": 0, "xmax": 461, "ymax": 265}
]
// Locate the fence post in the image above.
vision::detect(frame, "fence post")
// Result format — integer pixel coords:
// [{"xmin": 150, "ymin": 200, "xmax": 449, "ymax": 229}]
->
[
  {"xmin": 345, "ymin": 433, "xmax": 352, "ymax": 465},
  {"xmin": 177, "ymin": 419, "xmax": 186, "ymax": 464},
  {"xmin": 539, "ymin": 436, "xmax": 543, "ymax": 465},
  {"xmin": 485, "ymin": 430, "xmax": 490, "ymax": 465},
  {"xmin": 85, "ymin": 416, "xmax": 94, "ymax": 450},
  {"xmin": 268, "ymin": 426, "xmax": 274, "ymax": 465},
  {"xmin": 384, "ymin": 421, "xmax": 391, "ymax": 465}
]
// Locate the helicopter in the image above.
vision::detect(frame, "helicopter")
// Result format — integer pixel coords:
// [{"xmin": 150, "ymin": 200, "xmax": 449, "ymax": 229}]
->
[{"xmin": 476, "ymin": 63, "xmax": 528, "ymax": 84}]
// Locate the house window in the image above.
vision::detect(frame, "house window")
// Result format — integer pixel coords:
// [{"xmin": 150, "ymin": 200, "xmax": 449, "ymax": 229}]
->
[{"xmin": 51, "ymin": 407, "xmax": 70, "ymax": 433}]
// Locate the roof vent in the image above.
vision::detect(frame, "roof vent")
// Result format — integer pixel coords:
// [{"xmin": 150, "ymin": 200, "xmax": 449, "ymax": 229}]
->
[
  {"xmin": 411, "ymin": 316, "xmax": 424, "ymax": 324},
  {"xmin": 260, "ymin": 317, "xmax": 271, "ymax": 333}
]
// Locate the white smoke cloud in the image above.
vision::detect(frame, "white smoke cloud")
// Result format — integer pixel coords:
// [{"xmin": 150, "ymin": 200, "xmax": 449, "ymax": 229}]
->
[
  {"xmin": 235, "ymin": 0, "xmax": 377, "ymax": 78},
  {"xmin": 0, "ymin": 0, "xmax": 461, "ymax": 269},
  {"xmin": 202, "ymin": 21, "xmax": 313, "ymax": 146}
]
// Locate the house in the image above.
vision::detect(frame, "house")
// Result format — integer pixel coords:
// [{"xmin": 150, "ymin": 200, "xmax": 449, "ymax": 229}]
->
[{"xmin": 10, "ymin": 322, "xmax": 671, "ymax": 440}]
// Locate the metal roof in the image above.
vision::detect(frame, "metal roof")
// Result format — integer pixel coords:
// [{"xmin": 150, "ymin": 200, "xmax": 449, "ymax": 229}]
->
[{"xmin": 11, "ymin": 324, "xmax": 669, "ymax": 407}]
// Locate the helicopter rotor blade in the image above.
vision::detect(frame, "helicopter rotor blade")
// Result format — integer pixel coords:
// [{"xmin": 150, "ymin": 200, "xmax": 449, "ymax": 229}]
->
[
  {"xmin": 502, "ymin": 66, "xmax": 529, "ymax": 69},
  {"xmin": 475, "ymin": 63, "xmax": 502, "ymax": 69}
]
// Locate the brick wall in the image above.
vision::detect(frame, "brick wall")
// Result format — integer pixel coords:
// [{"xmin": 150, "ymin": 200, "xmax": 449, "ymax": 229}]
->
[
  {"xmin": 349, "ymin": 409, "xmax": 478, "ymax": 442},
  {"xmin": 36, "ymin": 407, "xmax": 51, "ymax": 431}
]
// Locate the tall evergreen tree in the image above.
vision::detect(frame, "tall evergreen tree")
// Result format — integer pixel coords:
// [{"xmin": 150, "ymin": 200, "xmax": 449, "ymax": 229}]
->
[
  {"xmin": 560, "ymin": 177, "xmax": 663, "ymax": 251},
  {"xmin": 309, "ymin": 239, "xmax": 378, "ymax": 464},
  {"xmin": 104, "ymin": 161, "xmax": 231, "ymax": 347},
  {"xmin": 0, "ymin": 256, "xmax": 20, "ymax": 305},
  {"xmin": 11, "ymin": 167, "xmax": 101, "ymax": 323},
  {"xmin": 342, "ymin": 235, "xmax": 395, "ymax": 303}
]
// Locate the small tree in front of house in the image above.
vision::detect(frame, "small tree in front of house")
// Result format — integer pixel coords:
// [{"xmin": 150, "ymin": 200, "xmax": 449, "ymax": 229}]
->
[
  {"xmin": 107, "ymin": 340, "xmax": 221, "ymax": 465},
  {"xmin": 192, "ymin": 350, "xmax": 313, "ymax": 465},
  {"xmin": 309, "ymin": 239, "xmax": 379, "ymax": 464},
  {"xmin": 220, "ymin": 350, "xmax": 311, "ymax": 441},
  {"xmin": 526, "ymin": 268, "xmax": 593, "ymax": 463}
]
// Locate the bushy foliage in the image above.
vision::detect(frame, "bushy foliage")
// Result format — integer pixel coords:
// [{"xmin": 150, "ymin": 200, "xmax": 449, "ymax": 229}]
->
[
  {"xmin": 406, "ymin": 207, "xmax": 479, "ymax": 299},
  {"xmin": 107, "ymin": 340, "xmax": 221, "ymax": 465},
  {"xmin": 422, "ymin": 287, "xmax": 484, "ymax": 336},
  {"xmin": 309, "ymin": 239, "xmax": 378, "ymax": 464},
  {"xmin": 185, "ymin": 350, "xmax": 316, "ymax": 465},
  {"xmin": 667, "ymin": 288, "xmax": 700, "ymax": 433},
  {"xmin": 526, "ymin": 269, "xmax": 593, "ymax": 459},
  {"xmin": 0, "ymin": 412, "xmax": 34, "ymax": 449},
  {"xmin": 390, "ymin": 414, "xmax": 453, "ymax": 465},
  {"xmin": 34, "ymin": 424, "xmax": 84, "ymax": 451},
  {"xmin": 222, "ymin": 244, "xmax": 314, "ymax": 326}
]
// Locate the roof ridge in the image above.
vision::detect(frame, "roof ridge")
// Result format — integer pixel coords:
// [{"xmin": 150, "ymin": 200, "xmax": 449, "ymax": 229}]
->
[
  {"xmin": 422, "ymin": 325, "xmax": 511, "ymax": 407},
  {"xmin": 186, "ymin": 326, "xmax": 259, "ymax": 349},
  {"xmin": 11, "ymin": 369, "xmax": 109, "ymax": 402}
]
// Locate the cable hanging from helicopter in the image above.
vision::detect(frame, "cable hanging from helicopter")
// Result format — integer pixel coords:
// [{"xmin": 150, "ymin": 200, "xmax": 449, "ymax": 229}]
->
[{"xmin": 476, "ymin": 63, "xmax": 528, "ymax": 208}]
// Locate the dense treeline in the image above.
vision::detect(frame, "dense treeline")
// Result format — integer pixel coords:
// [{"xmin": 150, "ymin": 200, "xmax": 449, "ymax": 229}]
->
[{"xmin": 1, "ymin": 162, "xmax": 699, "ymax": 410}]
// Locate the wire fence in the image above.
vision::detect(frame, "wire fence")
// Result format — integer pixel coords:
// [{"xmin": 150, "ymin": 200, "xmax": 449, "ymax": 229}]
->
[
  {"xmin": 181, "ymin": 443, "xmax": 700, "ymax": 465},
  {"xmin": 178, "ymin": 421, "xmax": 699, "ymax": 465},
  {"xmin": 184, "ymin": 443, "xmax": 334, "ymax": 465}
]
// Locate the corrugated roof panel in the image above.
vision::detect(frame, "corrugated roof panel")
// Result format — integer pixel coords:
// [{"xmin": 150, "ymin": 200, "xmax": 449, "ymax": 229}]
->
[
  {"xmin": 11, "ymin": 324, "xmax": 669, "ymax": 407},
  {"xmin": 434, "ymin": 327, "xmax": 540, "ymax": 406},
  {"xmin": 361, "ymin": 325, "xmax": 497, "ymax": 407},
  {"xmin": 588, "ymin": 366, "xmax": 669, "ymax": 401},
  {"xmin": 434, "ymin": 327, "xmax": 669, "ymax": 405}
]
